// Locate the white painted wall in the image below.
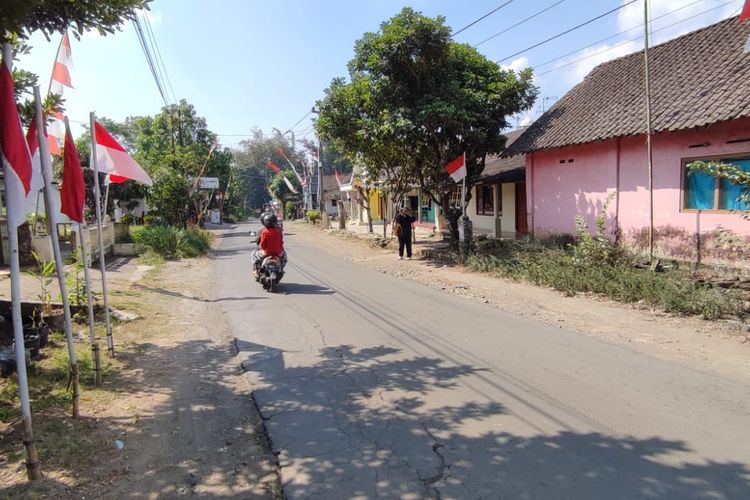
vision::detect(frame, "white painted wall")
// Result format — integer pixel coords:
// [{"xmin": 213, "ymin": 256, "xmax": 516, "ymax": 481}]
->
[{"xmin": 501, "ymin": 183, "xmax": 516, "ymax": 234}]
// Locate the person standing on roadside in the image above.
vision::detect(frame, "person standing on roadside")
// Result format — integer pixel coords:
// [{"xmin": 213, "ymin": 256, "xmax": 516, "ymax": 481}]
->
[{"xmin": 394, "ymin": 207, "xmax": 416, "ymax": 260}]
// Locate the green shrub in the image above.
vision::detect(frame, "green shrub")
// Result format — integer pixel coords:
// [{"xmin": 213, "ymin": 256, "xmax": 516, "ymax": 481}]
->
[
  {"xmin": 306, "ymin": 210, "xmax": 321, "ymax": 224},
  {"xmin": 131, "ymin": 225, "xmax": 212, "ymax": 259},
  {"xmin": 285, "ymin": 201, "xmax": 296, "ymax": 220}
]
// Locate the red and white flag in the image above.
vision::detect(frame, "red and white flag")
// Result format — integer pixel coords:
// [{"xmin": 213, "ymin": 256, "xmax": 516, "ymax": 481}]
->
[
  {"xmin": 47, "ymin": 32, "xmax": 74, "ymax": 155},
  {"xmin": 283, "ymin": 176, "xmax": 297, "ymax": 193},
  {"xmin": 741, "ymin": 1, "xmax": 750, "ymax": 22},
  {"xmin": 61, "ymin": 120, "xmax": 85, "ymax": 223},
  {"xmin": 25, "ymin": 115, "xmax": 48, "ymax": 196},
  {"xmin": 0, "ymin": 63, "xmax": 32, "ymax": 228},
  {"xmin": 94, "ymin": 121, "xmax": 153, "ymax": 185},
  {"xmin": 444, "ymin": 153, "xmax": 467, "ymax": 183},
  {"xmin": 267, "ymin": 159, "xmax": 282, "ymax": 173},
  {"xmin": 334, "ymin": 169, "xmax": 342, "ymax": 187}
]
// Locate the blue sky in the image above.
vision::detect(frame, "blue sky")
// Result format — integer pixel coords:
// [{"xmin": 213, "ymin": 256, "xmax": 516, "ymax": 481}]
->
[{"xmin": 18, "ymin": 0, "xmax": 742, "ymax": 146}]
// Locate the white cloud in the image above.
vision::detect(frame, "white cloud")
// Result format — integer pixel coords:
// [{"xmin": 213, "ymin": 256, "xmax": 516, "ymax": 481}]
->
[
  {"xmin": 501, "ymin": 56, "xmax": 530, "ymax": 73},
  {"xmin": 519, "ymin": 114, "xmax": 532, "ymax": 127}
]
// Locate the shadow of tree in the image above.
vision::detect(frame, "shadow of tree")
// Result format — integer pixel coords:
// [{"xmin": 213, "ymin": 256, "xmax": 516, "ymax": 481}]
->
[
  {"xmin": 133, "ymin": 284, "xmax": 265, "ymax": 303},
  {"xmin": 237, "ymin": 340, "xmax": 750, "ymax": 499},
  {"xmin": 1, "ymin": 338, "xmax": 278, "ymax": 499}
]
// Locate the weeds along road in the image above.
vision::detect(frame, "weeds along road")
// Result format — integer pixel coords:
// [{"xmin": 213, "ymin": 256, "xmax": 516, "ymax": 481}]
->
[{"xmin": 213, "ymin": 222, "xmax": 750, "ymax": 500}]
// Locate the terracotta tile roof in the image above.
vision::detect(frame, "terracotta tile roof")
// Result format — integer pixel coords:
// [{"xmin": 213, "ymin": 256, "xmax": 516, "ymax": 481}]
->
[
  {"xmin": 506, "ymin": 18, "xmax": 750, "ymax": 155},
  {"xmin": 480, "ymin": 129, "xmax": 525, "ymax": 184}
]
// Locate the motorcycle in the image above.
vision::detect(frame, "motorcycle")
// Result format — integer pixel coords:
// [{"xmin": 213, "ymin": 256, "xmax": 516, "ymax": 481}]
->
[{"xmin": 250, "ymin": 231, "xmax": 285, "ymax": 292}]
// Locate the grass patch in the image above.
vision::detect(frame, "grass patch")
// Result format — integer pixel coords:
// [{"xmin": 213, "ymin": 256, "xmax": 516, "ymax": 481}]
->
[
  {"xmin": 465, "ymin": 238, "xmax": 743, "ymax": 320},
  {"xmin": 130, "ymin": 225, "xmax": 213, "ymax": 260}
]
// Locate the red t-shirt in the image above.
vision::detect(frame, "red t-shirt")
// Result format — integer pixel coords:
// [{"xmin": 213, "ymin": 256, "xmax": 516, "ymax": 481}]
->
[{"xmin": 259, "ymin": 227, "xmax": 283, "ymax": 256}]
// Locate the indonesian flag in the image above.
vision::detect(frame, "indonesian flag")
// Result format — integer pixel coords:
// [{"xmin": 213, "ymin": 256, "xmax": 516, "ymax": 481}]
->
[
  {"xmin": 283, "ymin": 176, "xmax": 297, "ymax": 194},
  {"xmin": 61, "ymin": 119, "xmax": 85, "ymax": 223},
  {"xmin": 0, "ymin": 63, "xmax": 32, "ymax": 228},
  {"xmin": 94, "ymin": 121, "xmax": 153, "ymax": 185},
  {"xmin": 741, "ymin": 1, "xmax": 750, "ymax": 22},
  {"xmin": 334, "ymin": 169, "xmax": 342, "ymax": 187},
  {"xmin": 47, "ymin": 32, "xmax": 74, "ymax": 155},
  {"xmin": 267, "ymin": 159, "xmax": 281, "ymax": 173},
  {"xmin": 444, "ymin": 153, "xmax": 467, "ymax": 183},
  {"xmin": 24, "ymin": 115, "xmax": 47, "ymax": 212}
]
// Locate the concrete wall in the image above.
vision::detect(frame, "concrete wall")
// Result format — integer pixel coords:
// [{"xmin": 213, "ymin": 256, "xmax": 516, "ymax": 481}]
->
[
  {"xmin": 526, "ymin": 118, "xmax": 750, "ymax": 265},
  {"xmin": 469, "ymin": 183, "xmax": 518, "ymax": 234}
]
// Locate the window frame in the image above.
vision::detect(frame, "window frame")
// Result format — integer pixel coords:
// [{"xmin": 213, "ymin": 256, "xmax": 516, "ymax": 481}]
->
[
  {"xmin": 681, "ymin": 153, "xmax": 750, "ymax": 213},
  {"xmin": 475, "ymin": 184, "xmax": 495, "ymax": 216}
]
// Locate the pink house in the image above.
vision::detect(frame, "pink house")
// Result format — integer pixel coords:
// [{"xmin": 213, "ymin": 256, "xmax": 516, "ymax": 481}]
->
[{"xmin": 507, "ymin": 18, "xmax": 750, "ymax": 267}]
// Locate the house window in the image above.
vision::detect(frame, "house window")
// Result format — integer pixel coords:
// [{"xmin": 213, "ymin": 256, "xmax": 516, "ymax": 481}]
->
[
  {"xmin": 448, "ymin": 189, "xmax": 462, "ymax": 209},
  {"xmin": 475, "ymin": 185, "xmax": 494, "ymax": 215},
  {"xmin": 331, "ymin": 198, "xmax": 337, "ymax": 207},
  {"xmin": 683, "ymin": 157, "xmax": 750, "ymax": 212}
]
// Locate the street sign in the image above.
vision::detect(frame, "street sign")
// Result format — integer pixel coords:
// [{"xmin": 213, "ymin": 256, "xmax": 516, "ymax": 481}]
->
[{"xmin": 199, "ymin": 177, "xmax": 219, "ymax": 189}]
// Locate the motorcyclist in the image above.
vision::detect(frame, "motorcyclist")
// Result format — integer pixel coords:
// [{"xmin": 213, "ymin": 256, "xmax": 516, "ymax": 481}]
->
[{"xmin": 253, "ymin": 212, "xmax": 286, "ymax": 278}]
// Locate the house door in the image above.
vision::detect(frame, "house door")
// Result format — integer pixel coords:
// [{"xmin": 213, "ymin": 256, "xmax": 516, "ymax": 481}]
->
[{"xmin": 515, "ymin": 183, "xmax": 528, "ymax": 234}]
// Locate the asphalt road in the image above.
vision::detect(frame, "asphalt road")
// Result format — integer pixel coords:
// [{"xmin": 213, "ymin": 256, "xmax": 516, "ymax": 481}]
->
[{"xmin": 215, "ymin": 222, "xmax": 750, "ymax": 500}]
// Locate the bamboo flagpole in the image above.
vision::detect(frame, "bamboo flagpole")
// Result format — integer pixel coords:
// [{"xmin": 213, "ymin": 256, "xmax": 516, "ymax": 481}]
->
[
  {"xmin": 644, "ymin": 0, "xmax": 655, "ymax": 261},
  {"xmin": 1, "ymin": 41, "xmax": 41, "ymax": 480},
  {"xmin": 34, "ymin": 90, "xmax": 80, "ymax": 416},
  {"xmin": 89, "ymin": 112, "xmax": 115, "ymax": 357},
  {"xmin": 78, "ymin": 222, "xmax": 102, "ymax": 385}
]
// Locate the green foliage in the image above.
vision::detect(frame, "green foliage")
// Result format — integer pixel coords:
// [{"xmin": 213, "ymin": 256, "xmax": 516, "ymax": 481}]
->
[
  {"xmin": 1, "ymin": 0, "xmax": 151, "ymax": 41},
  {"xmin": 306, "ymin": 210, "xmax": 321, "ymax": 224},
  {"xmin": 25, "ymin": 251, "xmax": 56, "ymax": 320},
  {"xmin": 131, "ymin": 225, "xmax": 212, "ymax": 259},
  {"xmin": 315, "ymin": 7, "xmax": 537, "ymax": 247},
  {"xmin": 465, "ymin": 239, "xmax": 742, "ymax": 321},
  {"xmin": 64, "ymin": 250, "xmax": 90, "ymax": 309},
  {"xmin": 285, "ymin": 201, "xmax": 296, "ymax": 220},
  {"xmin": 269, "ymin": 171, "xmax": 301, "ymax": 210},
  {"xmin": 571, "ymin": 192, "xmax": 617, "ymax": 267}
]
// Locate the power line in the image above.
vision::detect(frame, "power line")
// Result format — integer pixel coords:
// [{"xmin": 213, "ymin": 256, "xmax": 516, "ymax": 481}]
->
[
  {"xmin": 497, "ymin": 0, "xmax": 638, "ymax": 63},
  {"xmin": 535, "ymin": 0, "xmax": 739, "ymax": 77},
  {"xmin": 453, "ymin": 0, "xmax": 516, "ymax": 36},
  {"xmin": 285, "ymin": 110, "xmax": 312, "ymax": 133},
  {"xmin": 142, "ymin": 11, "xmax": 177, "ymax": 103},
  {"xmin": 534, "ymin": 0, "xmax": 707, "ymax": 69},
  {"xmin": 132, "ymin": 15, "xmax": 170, "ymax": 106},
  {"xmin": 474, "ymin": 0, "xmax": 566, "ymax": 47}
]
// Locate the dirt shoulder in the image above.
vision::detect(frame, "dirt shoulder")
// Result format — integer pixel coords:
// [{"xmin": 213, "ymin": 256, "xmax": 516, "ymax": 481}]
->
[
  {"xmin": 1, "ymin": 255, "xmax": 278, "ymax": 498},
  {"xmin": 290, "ymin": 222, "xmax": 750, "ymax": 383}
]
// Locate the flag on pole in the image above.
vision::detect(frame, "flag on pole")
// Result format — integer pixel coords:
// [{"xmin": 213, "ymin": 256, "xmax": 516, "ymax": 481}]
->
[
  {"xmin": 25, "ymin": 115, "xmax": 47, "ymax": 197},
  {"xmin": 741, "ymin": 0, "xmax": 750, "ymax": 22},
  {"xmin": 283, "ymin": 176, "xmax": 297, "ymax": 193},
  {"xmin": 47, "ymin": 32, "xmax": 74, "ymax": 155},
  {"xmin": 444, "ymin": 153, "xmax": 467, "ymax": 183},
  {"xmin": 94, "ymin": 121, "xmax": 153, "ymax": 185},
  {"xmin": 267, "ymin": 159, "xmax": 282, "ymax": 173},
  {"xmin": 61, "ymin": 120, "xmax": 85, "ymax": 223},
  {"xmin": 0, "ymin": 64, "xmax": 32, "ymax": 228}
]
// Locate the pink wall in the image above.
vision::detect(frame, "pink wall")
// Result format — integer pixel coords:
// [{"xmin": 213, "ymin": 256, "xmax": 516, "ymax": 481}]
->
[{"xmin": 526, "ymin": 118, "xmax": 750, "ymax": 263}]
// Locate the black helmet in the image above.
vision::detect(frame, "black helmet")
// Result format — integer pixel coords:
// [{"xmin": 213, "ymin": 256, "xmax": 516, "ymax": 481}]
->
[{"xmin": 261, "ymin": 211, "xmax": 278, "ymax": 228}]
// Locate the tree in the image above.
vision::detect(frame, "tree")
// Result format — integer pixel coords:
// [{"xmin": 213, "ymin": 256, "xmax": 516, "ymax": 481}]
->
[
  {"xmin": 269, "ymin": 171, "xmax": 302, "ymax": 216},
  {"xmin": 1, "ymin": 0, "xmax": 151, "ymax": 41},
  {"xmin": 316, "ymin": 7, "xmax": 537, "ymax": 249},
  {"xmin": 232, "ymin": 128, "xmax": 306, "ymax": 210}
]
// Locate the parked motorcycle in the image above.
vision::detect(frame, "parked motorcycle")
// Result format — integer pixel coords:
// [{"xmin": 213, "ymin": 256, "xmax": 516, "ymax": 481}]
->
[{"xmin": 249, "ymin": 230, "xmax": 285, "ymax": 292}]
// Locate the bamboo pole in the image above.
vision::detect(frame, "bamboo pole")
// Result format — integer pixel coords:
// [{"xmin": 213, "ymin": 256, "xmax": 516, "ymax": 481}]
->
[
  {"xmin": 77, "ymin": 222, "xmax": 102, "ymax": 385},
  {"xmin": 644, "ymin": 0, "xmax": 655, "ymax": 261},
  {"xmin": 38, "ymin": 94, "xmax": 79, "ymax": 417},
  {"xmin": 2, "ymin": 41, "xmax": 41, "ymax": 481},
  {"xmin": 89, "ymin": 112, "xmax": 115, "ymax": 357}
]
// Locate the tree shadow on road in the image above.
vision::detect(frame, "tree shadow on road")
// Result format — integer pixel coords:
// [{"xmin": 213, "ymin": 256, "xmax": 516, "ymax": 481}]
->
[
  {"xmin": 133, "ymin": 284, "xmax": 265, "ymax": 303},
  {"xmin": 238, "ymin": 339, "xmax": 750, "ymax": 499}
]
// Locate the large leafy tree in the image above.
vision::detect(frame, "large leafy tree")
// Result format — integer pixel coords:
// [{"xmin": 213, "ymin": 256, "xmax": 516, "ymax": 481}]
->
[
  {"xmin": 316, "ymin": 7, "xmax": 537, "ymax": 247},
  {"xmin": 128, "ymin": 100, "xmax": 231, "ymax": 226},
  {"xmin": 1, "ymin": 0, "xmax": 150, "ymax": 41},
  {"xmin": 232, "ymin": 129, "xmax": 305, "ymax": 210}
]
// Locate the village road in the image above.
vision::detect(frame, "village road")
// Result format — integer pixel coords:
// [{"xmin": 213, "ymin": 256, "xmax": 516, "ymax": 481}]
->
[{"xmin": 215, "ymin": 222, "xmax": 750, "ymax": 500}]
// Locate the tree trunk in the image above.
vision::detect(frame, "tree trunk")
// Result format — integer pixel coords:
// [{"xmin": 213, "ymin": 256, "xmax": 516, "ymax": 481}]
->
[{"xmin": 441, "ymin": 193, "xmax": 460, "ymax": 251}]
